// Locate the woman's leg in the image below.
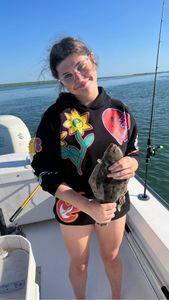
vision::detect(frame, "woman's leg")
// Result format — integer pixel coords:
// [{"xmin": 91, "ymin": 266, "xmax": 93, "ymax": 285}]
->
[
  {"xmin": 60, "ymin": 224, "xmax": 94, "ymax": 299},
  {"xmin": 95, "ymin": 215, "xmax": 126, "ymax": 300}
]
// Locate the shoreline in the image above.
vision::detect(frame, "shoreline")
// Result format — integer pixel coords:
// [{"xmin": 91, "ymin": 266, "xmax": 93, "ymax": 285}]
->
[{"xmin": 0, "ymin": 71, "xmax": 169, "ymax": 88}]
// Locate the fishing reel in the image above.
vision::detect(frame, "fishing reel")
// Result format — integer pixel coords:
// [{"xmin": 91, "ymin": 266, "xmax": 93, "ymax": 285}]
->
[
  {"xmin": 138, "ymin": 144, "xmax": 163, "ymax": 201},
  {"xmin": 146, "ymin": 145, "xmax": 163, "ymax": 162}
]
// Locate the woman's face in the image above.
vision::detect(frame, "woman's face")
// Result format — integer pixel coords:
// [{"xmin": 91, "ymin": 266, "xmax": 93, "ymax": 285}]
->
[{"xmin": 56, "ymin": 52, "xmax": 98, "ymax": 99}]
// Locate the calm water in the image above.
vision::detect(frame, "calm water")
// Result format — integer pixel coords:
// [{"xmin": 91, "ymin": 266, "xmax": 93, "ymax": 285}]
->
[{"xmin": 0, "ymin": 73, "xmax": 169, "ymax": 204}]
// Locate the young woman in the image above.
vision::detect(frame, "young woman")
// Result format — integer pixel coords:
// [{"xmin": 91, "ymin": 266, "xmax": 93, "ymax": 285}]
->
[{"xmin": 31, "ymin": 36, "xmax": 139, "ymax": 299}]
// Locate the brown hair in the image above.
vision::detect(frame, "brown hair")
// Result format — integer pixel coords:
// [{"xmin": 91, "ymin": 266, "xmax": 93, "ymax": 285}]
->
[{"xmin": 49, "ymin": 37, "xmax": 91, "ymax": 79}]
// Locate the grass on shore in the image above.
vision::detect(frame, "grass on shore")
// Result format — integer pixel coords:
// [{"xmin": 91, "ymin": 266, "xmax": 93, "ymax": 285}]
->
[{"xmin": 0, "ymin": 71, "xmax": 169, "ymax": 88}]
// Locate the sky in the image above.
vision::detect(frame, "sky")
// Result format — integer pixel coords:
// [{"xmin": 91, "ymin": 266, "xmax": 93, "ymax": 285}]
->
[{"xmin": 0, "ymin": 0, "xmax": 169, "ymax": 84}]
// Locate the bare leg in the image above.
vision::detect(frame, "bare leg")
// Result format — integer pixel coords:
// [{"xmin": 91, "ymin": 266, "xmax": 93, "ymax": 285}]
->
[
  {"xmin": 60, "ymin": 224, "xmax": 94, "ymax": 299},
  {"xmin": 95, "ymin": 215, "xmax": 126, "ymax": 299}
]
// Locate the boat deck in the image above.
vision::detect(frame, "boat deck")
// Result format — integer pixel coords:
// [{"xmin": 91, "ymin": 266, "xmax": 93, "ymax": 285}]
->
[
  {"xmin": 0, "ymin": 153, "xmax": 168, "ymax": 299},
  {"xmin": 23, "ymin": 219, "xmax": 158, "ymax": 300}
]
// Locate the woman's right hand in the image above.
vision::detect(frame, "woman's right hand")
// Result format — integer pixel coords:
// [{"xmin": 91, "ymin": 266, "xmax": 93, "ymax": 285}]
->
[
  {"xmin": 55, "ymin": 184, "xmax": 116, "ymax": 224},
  {"xmin": 86, "ymin": 200, "xmax": 117, "ymax": 224}
]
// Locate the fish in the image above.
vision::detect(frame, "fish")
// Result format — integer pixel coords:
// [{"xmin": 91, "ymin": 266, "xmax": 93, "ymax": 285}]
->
[{"xmin": 88, "ymin": 143, "xmax": 128, "ymax": 214}]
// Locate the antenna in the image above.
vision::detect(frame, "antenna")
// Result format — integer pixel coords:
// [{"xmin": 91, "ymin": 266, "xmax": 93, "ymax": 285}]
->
[{"xmin": 138, "ymin": 0, "xmax": 165, "ymax": 200}]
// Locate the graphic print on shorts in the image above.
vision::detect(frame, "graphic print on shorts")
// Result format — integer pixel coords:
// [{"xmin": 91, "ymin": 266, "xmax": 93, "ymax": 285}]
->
[
  {"xmin": 56, "ymin": 199, "xmax": 80, "ymax": 223},
  {"xmin": 102, "ymin": 108, "xmax": 131, "ymax": 145},
  {"xmin": 60, "ymin": 109, "xmax": 94, "ymax": 175}
]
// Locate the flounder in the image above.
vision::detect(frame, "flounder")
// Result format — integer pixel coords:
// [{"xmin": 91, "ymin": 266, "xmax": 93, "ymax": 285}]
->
[{"xmin": 88, "ymin": 143, "xmax": 128, "ymax": 212}]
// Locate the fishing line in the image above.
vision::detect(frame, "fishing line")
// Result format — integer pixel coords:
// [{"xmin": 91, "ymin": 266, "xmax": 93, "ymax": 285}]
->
[{"xmin": 138, "ymin": 0, "xmax": 165, "ymax": 200}]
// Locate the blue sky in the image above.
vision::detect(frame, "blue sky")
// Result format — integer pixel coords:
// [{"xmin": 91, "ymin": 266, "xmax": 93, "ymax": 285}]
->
[{"xmin": 0, "ymin": 0, "xmax": 169, "ymax": 84}]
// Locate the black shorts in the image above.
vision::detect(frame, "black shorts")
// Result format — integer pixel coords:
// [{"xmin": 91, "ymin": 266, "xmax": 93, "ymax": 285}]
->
[{"xmin": 53, "ymin": 192, "xmax": 130, "ymax": 226}]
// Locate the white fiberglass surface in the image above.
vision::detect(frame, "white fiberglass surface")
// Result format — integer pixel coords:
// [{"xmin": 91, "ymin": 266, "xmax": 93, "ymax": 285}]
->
[{"xmin": 23, "ymin": 220, "xmax": 158, "ymax": 300}]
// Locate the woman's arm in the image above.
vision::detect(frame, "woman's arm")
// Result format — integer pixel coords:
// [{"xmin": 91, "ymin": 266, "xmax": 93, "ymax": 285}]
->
[{"xmin": 55, "ymin": 183, "xmax": 116, "ymax": 224}]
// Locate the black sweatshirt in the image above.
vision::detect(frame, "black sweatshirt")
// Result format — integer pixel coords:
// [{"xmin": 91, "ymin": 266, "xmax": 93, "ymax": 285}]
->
[{"xmin": 31, "ymin": 87, "xmax": 139, "ymax": 197}]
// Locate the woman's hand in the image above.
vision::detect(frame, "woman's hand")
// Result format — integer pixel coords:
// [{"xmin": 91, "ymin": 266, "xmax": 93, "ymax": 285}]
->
[
  {"xmin": 107, "ymin": 156, "xmax": 139, "ymax": 180},
  {"xmin": 86, "ymin": 201, "xmax": 117, "ymax": 224},
  {"xmin": 56, "ymin": 184, "xmax": 116, "ymax": 224}
]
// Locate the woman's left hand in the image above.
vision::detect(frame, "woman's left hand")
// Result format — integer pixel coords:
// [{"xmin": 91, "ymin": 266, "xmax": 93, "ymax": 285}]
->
[{"xmin": 107, "ymin": 156, "xmax": 139, "ymax": 180}]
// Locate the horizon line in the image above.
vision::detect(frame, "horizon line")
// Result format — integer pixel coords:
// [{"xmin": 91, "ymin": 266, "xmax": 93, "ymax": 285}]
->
[{"xmin": 0, "ymin": 70, "xmax": 169, "ymax": 87}]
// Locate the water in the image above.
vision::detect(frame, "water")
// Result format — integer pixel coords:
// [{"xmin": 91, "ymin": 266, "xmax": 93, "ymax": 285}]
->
[{"xmin": 0, "ymin": 73, "xmax": 169, "ymax": 204}]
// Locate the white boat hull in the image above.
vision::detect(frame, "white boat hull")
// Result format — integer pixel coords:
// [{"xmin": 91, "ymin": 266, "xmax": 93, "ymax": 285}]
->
[{"xmin": 0, "ymin": 152, "xmax": 169, "ymax": 299}]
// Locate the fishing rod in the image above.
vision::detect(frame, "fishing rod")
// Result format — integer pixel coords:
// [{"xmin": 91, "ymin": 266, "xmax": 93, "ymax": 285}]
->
[
  {"xmin": 9, "ymin": 184, "xmax": 41, "ymax": 223},
  {"xmin": 138, "ymin": 0, "xmax": 165, "ymax": 200},
  {"xmin": 8, "ymin": 139, "xmax": 42, "ymax": 223}
]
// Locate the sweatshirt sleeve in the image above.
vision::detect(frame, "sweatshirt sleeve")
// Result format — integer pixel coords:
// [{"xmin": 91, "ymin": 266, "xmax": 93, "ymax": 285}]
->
[
  {"xmin": 125, "ymin": 107, "xmax": 140, "ymax": 164},
  {"xmin": 31, "ymin": 107, "xmax": 65, "ymax": 196}
]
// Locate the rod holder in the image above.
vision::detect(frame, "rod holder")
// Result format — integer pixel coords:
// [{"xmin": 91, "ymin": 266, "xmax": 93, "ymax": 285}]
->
[{"xmin": 138, "ymin": 194, "xmax": 150, "ymax": 201}]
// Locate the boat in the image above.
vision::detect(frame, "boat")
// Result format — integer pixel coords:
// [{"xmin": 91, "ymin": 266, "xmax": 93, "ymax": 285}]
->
[{"xmin": 0, "ymin": 114, "xmax": 169, "ymax": 300}]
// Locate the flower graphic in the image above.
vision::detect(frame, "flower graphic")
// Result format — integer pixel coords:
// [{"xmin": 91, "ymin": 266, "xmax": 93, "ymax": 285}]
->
[
  {"xmin": 60, "ymin": 131, "xmax": 67, "ymax": 146},
  {"xmin": 63, "ymin": 110, "xmax": 92, "ymax": 136},
  {"xmin": 29, "ymin": 137, "xmax": 42, "ymax": 154}
]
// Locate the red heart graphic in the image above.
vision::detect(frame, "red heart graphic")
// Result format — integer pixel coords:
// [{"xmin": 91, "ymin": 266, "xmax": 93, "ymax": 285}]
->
[{"xmin": 102, "ymin": 108, "xmax": 131, "ymax": 145}]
